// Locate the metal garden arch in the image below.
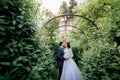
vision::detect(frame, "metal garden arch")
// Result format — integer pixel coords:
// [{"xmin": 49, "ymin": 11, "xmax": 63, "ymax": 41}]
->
[{"xmin": 42, "ymin": 13, "xmax": 99, "ymax": 38}]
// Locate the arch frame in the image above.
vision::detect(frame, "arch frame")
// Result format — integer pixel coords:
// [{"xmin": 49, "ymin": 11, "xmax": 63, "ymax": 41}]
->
[
  {"xmin": 48, "ymin": 25, "xmax": 85, "ymax": 36},
  {"xmin": 43, "ymin": 14, "xmax": 99, "ymax": 30}
]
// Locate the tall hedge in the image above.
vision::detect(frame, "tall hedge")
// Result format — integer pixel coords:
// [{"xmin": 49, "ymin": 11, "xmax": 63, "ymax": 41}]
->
[
  {"xmin": 0, "ymin": 0, "xmax": 59, "ymax": 79},
  {"xmin": 72, "ymin": 0, "xmax": 120, "ymax": 80},
  {"xmin": 0, "ymin": 0, "xmax": 41, "ymax": 79}
]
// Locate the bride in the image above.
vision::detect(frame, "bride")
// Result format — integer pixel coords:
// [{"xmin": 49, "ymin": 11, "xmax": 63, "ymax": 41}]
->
[{"xmin": 60, "ymin": 42, "xmax": 84, "ymax": 80}]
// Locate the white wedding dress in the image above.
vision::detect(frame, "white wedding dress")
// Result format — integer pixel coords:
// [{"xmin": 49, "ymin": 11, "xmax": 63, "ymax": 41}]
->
[{"xmin": 60, "ymin": 48, "xmax": 84, "ymax": 80}]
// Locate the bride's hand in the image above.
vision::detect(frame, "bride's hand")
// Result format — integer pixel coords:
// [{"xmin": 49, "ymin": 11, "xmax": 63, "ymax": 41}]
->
[{"xmin": 64, "ymin": 58, "xmax": 69, "ymax": 60}]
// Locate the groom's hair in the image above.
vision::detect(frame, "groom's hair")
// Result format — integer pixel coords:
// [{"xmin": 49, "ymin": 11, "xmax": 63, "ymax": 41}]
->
[{"xmin": 59, "ymin": 42, "xmax": 63, "ymax": 46}]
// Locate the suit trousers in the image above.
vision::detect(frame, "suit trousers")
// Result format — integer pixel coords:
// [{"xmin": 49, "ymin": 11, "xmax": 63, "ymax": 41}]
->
[{"xmin": 58, "ymin": 66, "xmax": 63, "ymax": 80}]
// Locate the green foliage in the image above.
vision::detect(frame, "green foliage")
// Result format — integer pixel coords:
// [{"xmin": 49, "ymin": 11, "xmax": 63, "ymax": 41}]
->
[
  {"xmin": 0, "ymin": 0, "xmax": 54, "ymax": 80},
  {"xmin": 0, "ymin": 0, "xmax": 59, "ymax": 79},
  {"xmin": 0, "ymin": 0, "xmax": 120, "ymax": 80},
  {"xmin": 59, "ymin": 0, "xmax": 77, "ymax": 15},
  {"xmin": 81, "ymin": 41, "xmax": 120, "ymax": 80},
  {"xmin": 59, "ymin": 1, "xmax": 68, "ymax": 14},
  {"xmin": 69, "ymin": 0, "xmax": 77, "ymax": 10},
  {"xmin": 71, "ymin": 0, "xmax": 120, "ymax": 80},
  {"xmin": 27, "ymin": 40, "xmax": 57, "ymax": 80}
]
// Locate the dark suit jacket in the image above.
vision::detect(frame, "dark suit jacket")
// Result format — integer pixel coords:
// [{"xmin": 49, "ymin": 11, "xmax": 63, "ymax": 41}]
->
[{"xmin": 57, "ymin": 47, "xmax": 65, "ymax": 68}]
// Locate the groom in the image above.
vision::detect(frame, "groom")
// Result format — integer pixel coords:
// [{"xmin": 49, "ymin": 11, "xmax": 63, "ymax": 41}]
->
[{"xmin": 57, "ymin": 42, "xmax": 66, "ymax": 80}]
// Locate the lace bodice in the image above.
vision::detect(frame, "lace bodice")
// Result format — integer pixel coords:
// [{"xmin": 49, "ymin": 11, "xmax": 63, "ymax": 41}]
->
[{"xmin": 64, "ymin": 48, "xmax": 73, "ymax": 59}]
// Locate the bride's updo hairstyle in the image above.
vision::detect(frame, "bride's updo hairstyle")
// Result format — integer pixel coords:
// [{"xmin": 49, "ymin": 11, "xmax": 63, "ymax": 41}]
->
[{"xmin": 67, "ymin": 42, "xmax": 70, "ymax": 48}]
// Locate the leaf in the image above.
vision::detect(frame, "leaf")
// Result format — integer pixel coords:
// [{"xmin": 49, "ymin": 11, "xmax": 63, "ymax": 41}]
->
[
  {"xmin": 0, "ymin": 62, "xmax": 11, "ymax": 66},
  {"xmin": 12, "ymin": 20, "xmax": 16, "ymax": 25},
  {"xmin": 9, "ymin": 11, "xmax": 15, "ymax": 16},
  {"xmin": 0, "ymin": 49, "xmax": 8, "ymax": 56},
  {"xmin": 13, "ymin": 56, "xmax": 26, "ymax": 65},
  {"xmin": 0, "ymin": 39, "xmax": 5, "ymax": 43},
  {"xmin": 9, "ymin": 67, "xmax": 19, "ymax": 74},
  {"xmin": 116, "ymin": 32, "xmax": 120, "ymax": 37},
  {"xmin": 0, "ymin": 19, "xmax": 5, "ymax": 24},
  {"xmin": 0, "ymin": 16, "xmax": 5, "ymax": 18},
  {"xmin": 17, "ymin": 15, "xmax": 24, "ymax": 19},
  {"xmin": 18, "ymin": 24, "xmax": 23, "ymax": 28},
  {"xmin": 15, "ymin": 64, "xmax": 23, "ymax": 67},
  {"xmin": 0, "ymin": 31, "xmax": 6, "ymax": 36},
  {"xmin": 114, "ymin": 56, "xmax": 120, "ymax": 62},
  {"xmin": 0, "ymin": 26, "xmax": 5, "ymax": 31},
  {"xmin": 9, "ymin": 26, "xmax": 15, "ymax": 30}
]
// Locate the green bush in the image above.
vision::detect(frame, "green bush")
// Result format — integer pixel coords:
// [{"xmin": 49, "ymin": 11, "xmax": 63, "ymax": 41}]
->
[
  {"xmin": 0, "ymin": 0, "xmax": 37, "ymax": 79},
  {"xmin": 0, "ymin": 0, "xmax": 57, "ymax": 80},
  {"xmin": 80, "ymin": 41, "xmax": 120, "ymax": 80},
  {"xmin": 72, "ymin": 0, "xmax": 120, "ymax": 80},
  {"xmin": 0, "ymin": 0, "xmax": 120, "ymax": 80}
]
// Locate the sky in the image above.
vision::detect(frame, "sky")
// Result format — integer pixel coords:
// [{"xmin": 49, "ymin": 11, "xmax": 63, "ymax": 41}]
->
[{"xmin": 41, "ymin": 0, "xmax": 85, "ymax": 14}]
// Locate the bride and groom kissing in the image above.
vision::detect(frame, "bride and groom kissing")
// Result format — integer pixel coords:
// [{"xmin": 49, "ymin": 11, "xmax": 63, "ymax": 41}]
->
[{"xmin": 57, "ymin": 42, "xmax": 83, "ymax": 80}]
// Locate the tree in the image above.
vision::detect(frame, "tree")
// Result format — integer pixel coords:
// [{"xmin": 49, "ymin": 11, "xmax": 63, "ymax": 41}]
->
[
  {"xmin": 59, "ymin": 1, "xmax": 68, "ymax": 14},
  {"xmin": 69, "ymin": 0, "xmax": 77, "ymax": 10}
]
